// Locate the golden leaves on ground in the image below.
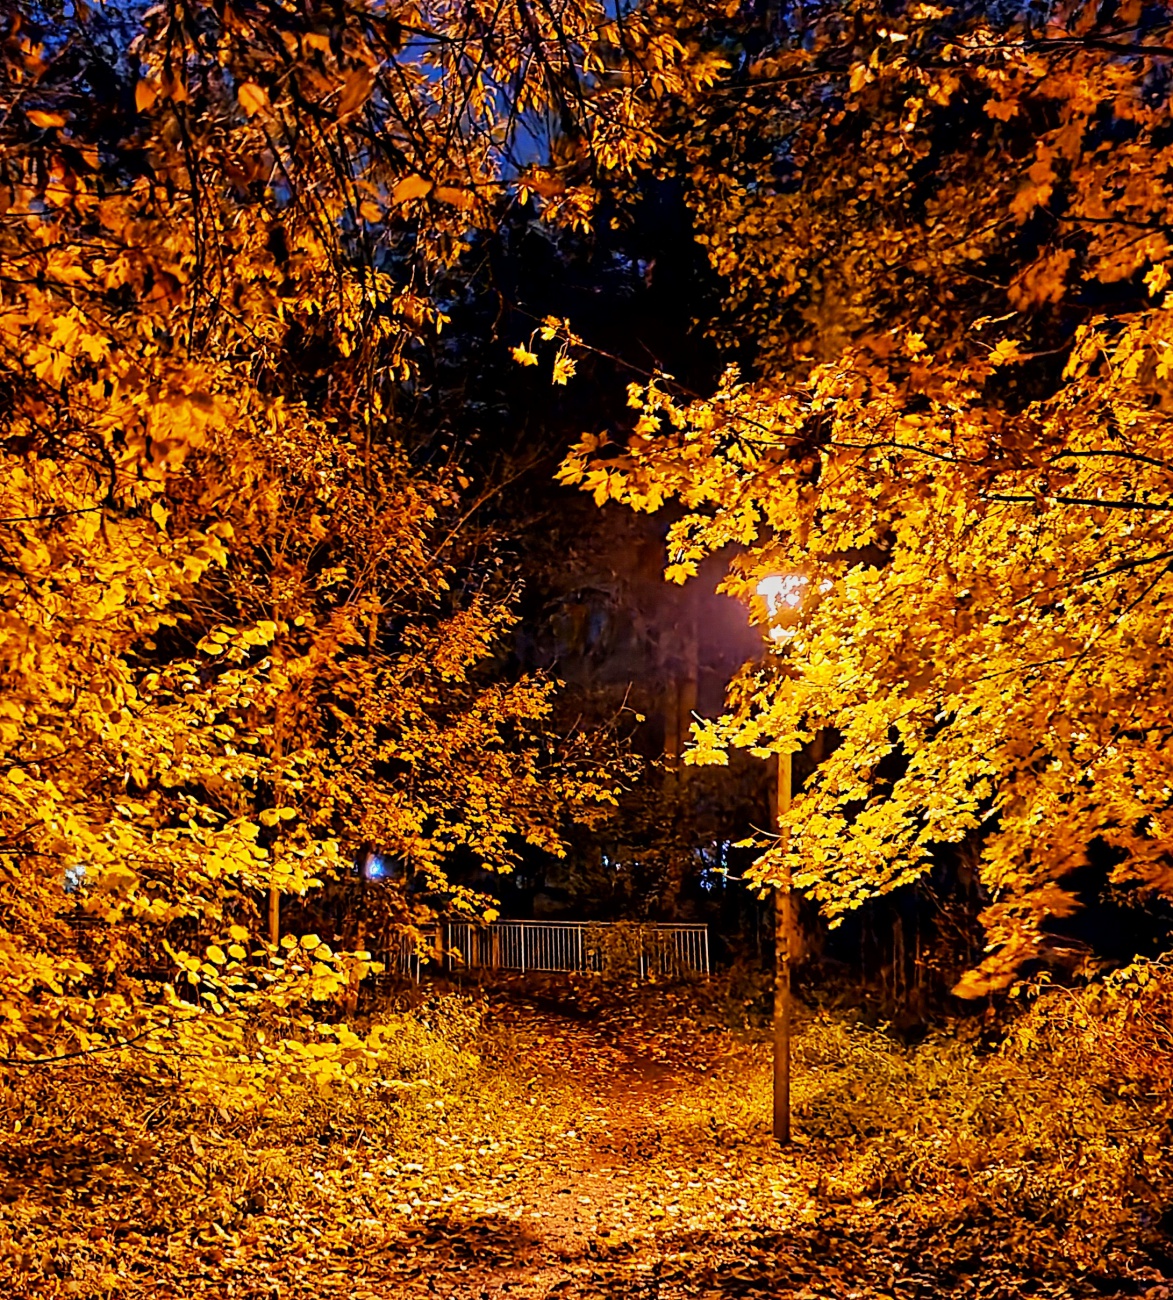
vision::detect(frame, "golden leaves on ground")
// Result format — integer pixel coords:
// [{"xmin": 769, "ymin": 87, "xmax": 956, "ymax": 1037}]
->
[{"xmin": 5, "ymin": 976, "xmax": 1170, "ymax": 1297}]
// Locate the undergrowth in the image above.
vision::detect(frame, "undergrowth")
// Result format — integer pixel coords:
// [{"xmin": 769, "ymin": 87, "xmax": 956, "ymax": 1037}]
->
[
  {"xmin": 689, "ymin": 962, "xmax": 1173, "ymax": 1276},
  {"xmin": 5, "ymin": 967, "xmax": 1172, "ymax": 1294},
  {"xmin": 0, "ymin": 992, "xmax": 522, "ymax": 1293}
]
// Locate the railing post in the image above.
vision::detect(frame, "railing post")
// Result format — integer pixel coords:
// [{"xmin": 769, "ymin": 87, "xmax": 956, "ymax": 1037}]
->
[{"xmin": 520, "ymin": 922, "xmax": 526, "ymax": 974}]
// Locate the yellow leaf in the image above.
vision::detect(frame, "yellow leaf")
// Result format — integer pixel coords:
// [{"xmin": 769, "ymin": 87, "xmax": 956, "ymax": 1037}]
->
[
  {"xmin": 237, "ymin": 82, "xmax": 269, "ymax": 117},
  {"xmin": 985, "ymin": 97, "xmax": 1019, "ymax": 122},
  {"xmin": 1144, "ymin": 263, "xmax": 1170, "ymax": 297},
  {"xmin": 339, "ymin": 68, "xmax": 374, "ymax": 117},
  {"xmin": 989, "ymin": 338, "xmax": 1025, "ymax": 366},
  {"xmin": 135, "ymin": 80, "xmax": 159, "ymax": 113},
  {"xmin": 1010, "ymin": 179, "xmax": 1050, "ymax": 223},
  {"xmin": 434, "ymin": 185, "xmax": 475, "ymax": 210},
  {"xmin": 392, "ymin": 174, "xmax": 433, "ymax": 204},
  {"xmin": 27, "ymin": 109, "xmax": 67, "ymax": 128}
]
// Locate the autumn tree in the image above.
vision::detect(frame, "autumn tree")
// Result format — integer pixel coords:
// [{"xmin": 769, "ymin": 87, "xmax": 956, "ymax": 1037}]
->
[
  {"xmin": 0, "ymin": 0, "xmax": 711, "ymax": 1079},
  {"xmin": 560, "ymin": 0, "xmax": 1173, "ymax": 993}
]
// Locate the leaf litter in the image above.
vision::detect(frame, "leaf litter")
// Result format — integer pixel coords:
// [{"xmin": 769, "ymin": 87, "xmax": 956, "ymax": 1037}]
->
[{"xmin": 4, "ymin": 977, "xmax": 1170, "ymax": 1299}]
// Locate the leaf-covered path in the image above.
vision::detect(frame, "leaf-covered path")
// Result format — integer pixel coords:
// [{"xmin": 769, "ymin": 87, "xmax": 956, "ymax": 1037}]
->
[
  {"xmin": 14, "ymin": 983, "xmax": 1170, "ymax": 1300},
  {"xmin": 346, "ymin": 989, "xmax": 1154, "ymax": 1300}
]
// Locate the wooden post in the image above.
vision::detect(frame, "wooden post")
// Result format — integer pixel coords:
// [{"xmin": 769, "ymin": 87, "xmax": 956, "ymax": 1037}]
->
[
  {"xmin": 773, "ymin": 749, "xmax": 793, "ymax": 1147},
  {"xmin": 266, "ymin": 730, "xmax": 282, "ymax": 948}
]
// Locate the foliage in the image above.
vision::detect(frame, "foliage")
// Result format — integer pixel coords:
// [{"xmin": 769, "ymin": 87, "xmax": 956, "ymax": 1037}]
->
[
  {"xmin": 6, "ymin": 967, "xmax": 1173, "ymax": 1295},
  {"xmin": 0, "ymin": 991, "xmax": 492, "ymax": 1295},
  {"xmin": 0, "ymin": 0, "xmax": 684, "ymax": 1082},
  {"xmin": 580, "ymin": 919, "xmax": 681, "ymax": 977},
  {"xmin": 560, "ymin": 0, "xmax": 1173, "ymax": 991},
  {"xmin": 788, "ymin": 964, "xmax": 1173, "ymax": 1270},
  {"xmin": 5, "ymin": 0, "xmax": 1173, "ymax": 1292},
  {"xmin": 559, "ymin": 960, "xmax": 1173, "ymax": 1280}
]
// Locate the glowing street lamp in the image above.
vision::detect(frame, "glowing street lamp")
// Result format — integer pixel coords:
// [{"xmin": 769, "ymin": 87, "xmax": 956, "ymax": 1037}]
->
[
  {"xmin": 755, "ymin": 572, "xmax": 806, "ymax": 1147},
  {"xmin": 757, "ymin": 573, "xmax": 807, "ymax": 619}
]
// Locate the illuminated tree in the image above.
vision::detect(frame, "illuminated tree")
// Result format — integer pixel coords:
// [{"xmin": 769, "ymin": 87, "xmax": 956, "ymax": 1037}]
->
[
  {"xmin": 0, "ymin": 0, "xmax": 705, "ymax": 1073},
  {"xmin": 562, "ymin": 0, "xmax": 1173, "ymax": 993}
]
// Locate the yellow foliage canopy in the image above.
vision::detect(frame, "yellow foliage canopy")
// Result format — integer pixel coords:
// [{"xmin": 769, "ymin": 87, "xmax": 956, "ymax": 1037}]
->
[
  {"xmin": 563, "ymin": 0, "xmax": 1173, "ymax": 994},
  {"xmin": 0, "ymin": 0, "xmax": 663, "ymax": 1081}
]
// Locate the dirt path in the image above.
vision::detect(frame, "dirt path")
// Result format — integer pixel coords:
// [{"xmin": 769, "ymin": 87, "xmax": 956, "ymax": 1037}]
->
[
  {"xmin": 365, "ymin": 994, "xmax": 1147, "ymax": 1300},
  {"xmin": 381, "ymin": 997, "xmax": 784, "ymax": 1298},
  {"xmin": 13, "ymin": 987, "xmax": 1166, "ymax": 1300}
]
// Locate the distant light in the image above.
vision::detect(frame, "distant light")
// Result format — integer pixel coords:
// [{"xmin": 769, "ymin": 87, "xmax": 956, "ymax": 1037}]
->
[
  {"xmin": 756, "ymin": 573, "xmax": 807, "ymax": 643},
  {"xmin": 363, "ymin": 854, "xmax": 389, "ymax": 881}
]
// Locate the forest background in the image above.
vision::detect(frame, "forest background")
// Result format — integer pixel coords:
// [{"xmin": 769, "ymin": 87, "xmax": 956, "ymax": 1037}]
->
[{"xmin": 2, "ymin": 0, "xmax": 1173, "ymax": 1295}]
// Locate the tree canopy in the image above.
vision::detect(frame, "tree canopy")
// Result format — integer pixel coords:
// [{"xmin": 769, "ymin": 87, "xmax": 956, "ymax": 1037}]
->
[
  {"xmin": 561, "ymin": 0, "xmax": 1173, "ymax": 993},
  {"xmin": 7, "ymin": 2, "xmax": 1173, "ymax": 1296},
  {"xmin": 0, "ymin": 0, "xmax": 703, "ymax": 1076}
]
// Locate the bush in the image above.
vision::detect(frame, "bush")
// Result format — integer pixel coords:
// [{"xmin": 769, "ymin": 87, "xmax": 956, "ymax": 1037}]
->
[
  {"xmin": 785, "ymin": 960, "xmax": 1173, "ymax": 1270},
  {"xmin": 0, "ymin": 991, "xmax": 492, "ymax": 1292}
]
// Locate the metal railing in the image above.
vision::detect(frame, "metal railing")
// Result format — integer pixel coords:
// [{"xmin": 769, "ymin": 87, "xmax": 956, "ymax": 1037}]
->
[
  {"xmin": 376, "ymin": 927, "xmax": 439, "ymax": 982},
  {"xmin": 445, "ymin": 919, "xmax": 710, "ymax": 979}
]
